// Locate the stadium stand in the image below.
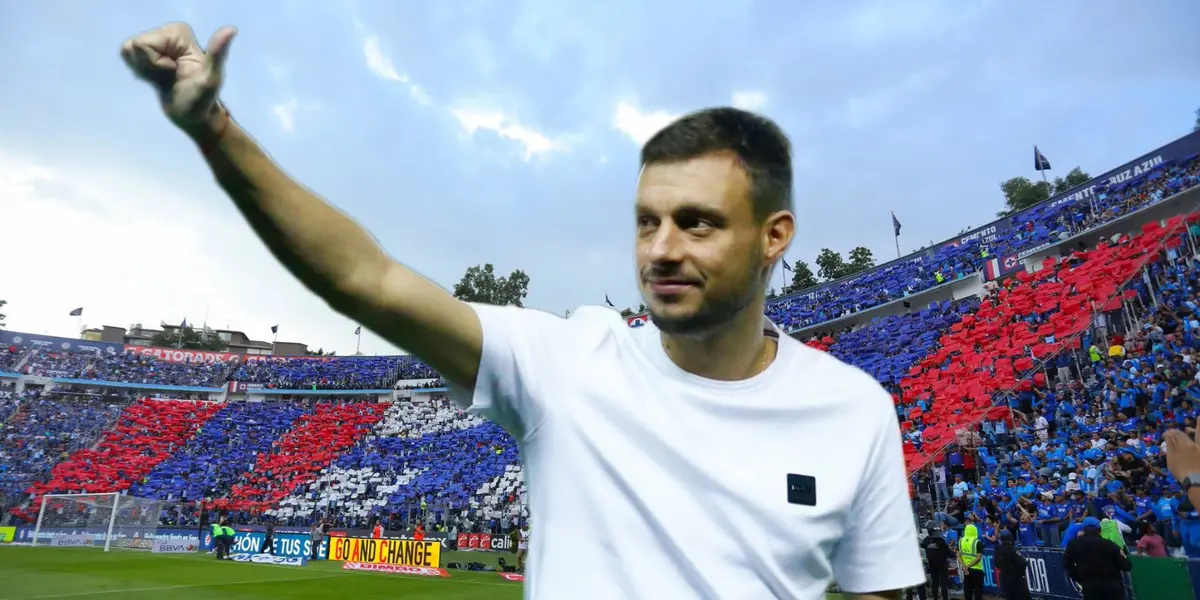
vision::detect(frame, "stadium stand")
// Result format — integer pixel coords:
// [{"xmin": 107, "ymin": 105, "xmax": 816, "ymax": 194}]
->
[
  {"xmin": 4, "ymin": 132, "xmax": 1200, "ymax": 568},
  {"xmin": 231, "ymin": 356, "xmax": 401, "ymax": 390}
]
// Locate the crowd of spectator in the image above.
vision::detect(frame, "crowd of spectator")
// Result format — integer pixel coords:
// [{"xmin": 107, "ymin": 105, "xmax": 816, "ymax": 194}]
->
[
  {"xmin": 0, "ymin": 390, "xmax": 133, "ymax": 518},
  {"xmin": 889, "ymin": 226, "xmax": 1200, "ymax": 560},
  {"xmin": 231, "ymin": 356, "xmax": 400, "ymax": 390}
]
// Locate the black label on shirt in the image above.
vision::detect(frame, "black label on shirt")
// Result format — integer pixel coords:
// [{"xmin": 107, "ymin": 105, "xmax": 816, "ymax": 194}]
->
[{"xmin": 787, "ymin": 473, "xmax": 817, "ymax": 506}]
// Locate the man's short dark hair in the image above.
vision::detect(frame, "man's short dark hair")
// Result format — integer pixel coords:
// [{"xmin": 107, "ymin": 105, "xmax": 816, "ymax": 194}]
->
[{"xmin": 640, "ymin": 107, "xmax": 793, "ymax": 220}]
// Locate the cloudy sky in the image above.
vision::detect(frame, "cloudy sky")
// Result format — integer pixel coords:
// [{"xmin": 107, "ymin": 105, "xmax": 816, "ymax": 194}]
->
[{"xmin": 1, "ymin": 0, "xmax": 1198, "ymax": 355}]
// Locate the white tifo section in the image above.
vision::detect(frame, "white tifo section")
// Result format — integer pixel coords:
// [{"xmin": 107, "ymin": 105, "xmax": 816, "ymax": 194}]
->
[
  {"xmin": 272, "ymin": 466, "xmax": 424, "ymax": 521},
  {"xmin": 471, "ymin": 464, "xmax": 527, "ymax": 521},
  {"xmin": 272, "ymin": 396, "xmax": 481, "ymax": 521},
  {"xmin": 33, "ymin": 492, "xmax": 163, "ymax": 552},
  {"xmin": 375, "ymin": 394, "xmax": 484, "ymax": 437}
]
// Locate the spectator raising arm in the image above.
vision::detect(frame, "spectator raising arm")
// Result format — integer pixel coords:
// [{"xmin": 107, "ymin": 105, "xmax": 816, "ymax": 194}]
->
[{"xmin": 120, "ymin": 23, "xmax": 482, "ymax": 389}]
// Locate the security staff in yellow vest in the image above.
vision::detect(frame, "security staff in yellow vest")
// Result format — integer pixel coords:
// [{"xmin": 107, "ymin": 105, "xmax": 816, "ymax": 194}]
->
[
  {"xmin": 959, "ymin": 524, "xmax": 985, "ymax": 600},
  {"xmin": 212, "ymin": 517, "xmax": 235, "ymax": 560}
]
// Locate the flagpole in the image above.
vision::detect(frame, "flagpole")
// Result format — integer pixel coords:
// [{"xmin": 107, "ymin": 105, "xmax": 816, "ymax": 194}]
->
[
  {"xmin": 75, "ymin": 314, "xmax": 82, "ymax": 336},
  {"xmin": 895, "ymin": 234, "xmax": 901, "ymax": 260},
  {"xmin": 356, "ymin": 330, "xmax": 362, "ymax": 355}
]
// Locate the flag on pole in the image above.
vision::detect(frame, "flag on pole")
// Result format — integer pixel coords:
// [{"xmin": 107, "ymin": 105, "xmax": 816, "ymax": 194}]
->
[
  {"xmin": 180, "ymin": 318, "xmax": 188, "ymax": 329},
  {"xmin": 604, "ymin": 293, "xmax": 615, "ymax": 308},
  {"xmin": 781, "ymin": 258, "xmax": 793, "ymax": 272},
  {"xmin": 354, "ymin": 326, "xmax": 362, "ymax": 335},
  {"xmin": 1034, "ymin": 146, "xmax": 1052, "ymax": 171},
  {"xmin": 68, "ymin": 307, "xmax": 83, "ymax": 317},
  {"xmin": 270, "ymin": 325, "xmax": 279, "ymax": 334},
  {"xmin": 891, "ymin": 212, "xmax": 902, "ymax": 237}
]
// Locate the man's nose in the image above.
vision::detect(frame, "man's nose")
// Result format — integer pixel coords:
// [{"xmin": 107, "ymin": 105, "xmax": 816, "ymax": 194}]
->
[{"xmin": 645, "ymin": 222, "xmax": 685, "ymax": 264}]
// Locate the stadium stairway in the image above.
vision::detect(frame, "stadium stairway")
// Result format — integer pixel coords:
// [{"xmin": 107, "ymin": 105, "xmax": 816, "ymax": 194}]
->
[
  {"xmin": 896, "ymin": 215, "xmax": 1196, "ymax": 473},
  {"xmin": 219, "ymin": 401, "xmax": 388, "ymax": 512},
  {"xmin": 22, "ymin": 398, "xmax": 222, "ymax": 514},
  {"xmin": 130, "ymin": 400, "xmax": 311, "ymax": 503}
]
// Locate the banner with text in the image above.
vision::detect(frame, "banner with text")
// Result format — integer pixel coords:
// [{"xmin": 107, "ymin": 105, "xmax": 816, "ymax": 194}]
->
[
  {"xmin": 328, "ymin": 537, "xmax": 441, "ymax": 568},
  {"xmin": 231, "ymin": 531, "xmax": 327, "ymax": 560},
  {"xmin": 124, "ymin": 345, "xmax": 240, "ymax": 364},
  {"xmin": 0, "ymin": 526, "xmax": 14, "ymax": 543},
  {"xmin": 456, "ymin": 532, "xmax": 514, "ymax": 552},
  {"xmin": 0, "ymin": 331, "xmax": 122, "ymax": 355}
]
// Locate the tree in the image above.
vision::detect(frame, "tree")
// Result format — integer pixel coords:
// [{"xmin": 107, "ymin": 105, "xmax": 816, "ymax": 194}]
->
[
  {"xmin": 0, "ymin": 299, "xmax": 5, "ymax": 330},
  {"xmin": 452, "ymin": 264, "xmax": 531, "ymax": 307},
  {"xmin": 998, "ymin": 167, "xmax": 1092, "ymax": 216},
  {"xmin": 618, "ymin": 303, "xmax": 647, "ymax": 318},
  {"xmin": 1050, "ymin": 167, "xmax": 1092, "ymax": 197},
  {"xmin": 1194, "ymin": 107, "xmax": 1200, "ymax": 132},
  {"xmin": 844, "ymin": 246, "xmax": 875, "ymax": 276},
  {"xmin": 150, "ymin": 326, "xmax": 229, "ymax": 351},
  {"xmin": 814, "ymin": 249, "xmax": 846, "ymax": 282},
  {"xmin": 787, "ymin": 260, "xmax": 818, "ymax": 292},
  {"xmin": 766, "ymin": 287, "xmax": 778, "ymax": 299},
  {"xmin": 308, "ymin": 347, "xmax": 336, "ymax": 356}
]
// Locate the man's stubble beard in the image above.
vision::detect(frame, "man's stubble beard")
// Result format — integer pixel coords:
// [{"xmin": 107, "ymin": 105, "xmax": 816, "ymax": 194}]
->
[{"xmin": 648, "ymin": 269, "xmax": 761, "ymax": 336}]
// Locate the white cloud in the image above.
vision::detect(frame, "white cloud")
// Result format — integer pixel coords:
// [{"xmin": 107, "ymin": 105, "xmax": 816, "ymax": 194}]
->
[
  {"xmin": 451, "ymin": 108, "xmax": 560, "ymax": 161},
  {"xmin": 362, "ymin": 36, "xmax": 431, "ymax": 106},
  {"xmin": 271, "ymin": 98, "xmax": 300, "ymax": 133},
  {"xmin": 611, "ymin": 101, "xmax": 679, "ymax": 146},
  {"xmin": 731, "ymin": 91, "xmax": 769, "ymax": 111},
  {"xmin": 0, "ymin": 150, "xmax": 400, "ymax": 356}
]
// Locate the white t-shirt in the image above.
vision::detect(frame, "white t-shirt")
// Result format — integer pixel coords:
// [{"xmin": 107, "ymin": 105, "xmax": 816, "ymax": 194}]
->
[{"xmin": 450, "ymin": 304, "xmax": 923, "ymax": 599}]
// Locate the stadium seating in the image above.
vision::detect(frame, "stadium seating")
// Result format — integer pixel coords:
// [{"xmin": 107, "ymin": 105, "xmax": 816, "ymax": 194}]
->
[
  {"xmin": 268, "ymin": 396, "xmax": 521, "ymax": 527},
  {"xmin": 219, "ymin": 401, "xmax": 389, "ymax": 512},
  {"xmin": 131, "ymin": 401, "xmax": 311, "ymax": 503},
  {"xmin": 766, "ymin": 157, "xmax": 1200, "ymax": 332},
  {"xmin": 25, "ymin": 399, "xmax": 222, "ymax": 503},
  {"xmin": 231, "ymin": 357, "xmax": 401, "ymax": 390}
]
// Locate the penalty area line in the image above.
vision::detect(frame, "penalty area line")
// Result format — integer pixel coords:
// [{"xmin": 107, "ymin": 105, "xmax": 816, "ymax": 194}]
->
[{"xmin": 6, "ymin": 574, "xmax": 345, "ymax": 599}]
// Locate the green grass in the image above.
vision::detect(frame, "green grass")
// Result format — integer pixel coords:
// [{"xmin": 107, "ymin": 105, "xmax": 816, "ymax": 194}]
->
[
  {"xmin": 0, "ymin": 546, "xmax": 846, "ymax": 599},
  {"xmin": 0, "ymin": 547, "xmax": 523, "ymax": 599}
]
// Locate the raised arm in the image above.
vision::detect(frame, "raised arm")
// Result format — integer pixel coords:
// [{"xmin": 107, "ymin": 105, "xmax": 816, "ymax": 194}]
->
[{"xmin": 120, "ymin": 23, "xmax": 481, "ymax": 388}]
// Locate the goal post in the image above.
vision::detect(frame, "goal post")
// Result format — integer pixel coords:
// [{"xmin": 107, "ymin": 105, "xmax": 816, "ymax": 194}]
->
[{"xmin": 32, "ymin": 493, "xmax": 164, "ymax": 551}]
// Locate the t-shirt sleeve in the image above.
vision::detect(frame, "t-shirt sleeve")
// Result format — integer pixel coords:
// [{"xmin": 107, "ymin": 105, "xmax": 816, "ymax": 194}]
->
[
  {"xmin": 447, "ymin": 302, "xmax": 562, "ymax": 440},
  {"xmin": 832, "ymin": 386, "xmax": 925, "ymax": 593}
]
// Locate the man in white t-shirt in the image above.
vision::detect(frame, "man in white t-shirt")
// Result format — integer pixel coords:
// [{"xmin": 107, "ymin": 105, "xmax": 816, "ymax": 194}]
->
[{"xmin": 122, "ymin": 22, "xmax": 923, "ymax": 599}]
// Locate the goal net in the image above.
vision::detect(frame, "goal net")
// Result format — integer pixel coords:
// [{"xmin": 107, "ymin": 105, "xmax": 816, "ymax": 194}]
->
[{"xmin": 33, "ymin": 493, "xmax": 165, "ymax": 551}]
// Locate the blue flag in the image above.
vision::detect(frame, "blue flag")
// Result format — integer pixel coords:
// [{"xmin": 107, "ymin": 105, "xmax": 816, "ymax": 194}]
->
[
  {"xmin": 891, "ymin": 212, "xmax": 902, "ymax": 237},
  {"xmin": 1034, "ymin": 146, "xmax": 1052, "ymax": 171}
]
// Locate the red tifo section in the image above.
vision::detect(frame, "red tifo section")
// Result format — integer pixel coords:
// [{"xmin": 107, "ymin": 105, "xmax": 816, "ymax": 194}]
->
[
  {"xmin": 896, "ymin": 215, "xmax": 1193, "ymax": 474},
  {"xmin": 219, "ymin": 402, "xmax": 388, "ymax": 512},
  {"xmin": 25, "ymin": 399, "xmax": 221, "ymax": 504}
]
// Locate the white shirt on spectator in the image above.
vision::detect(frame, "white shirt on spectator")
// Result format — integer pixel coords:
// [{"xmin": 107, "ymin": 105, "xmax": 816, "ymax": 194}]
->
[{"xmin": 450, "ymin": 304, "xmax": 923, "ymax": 599}]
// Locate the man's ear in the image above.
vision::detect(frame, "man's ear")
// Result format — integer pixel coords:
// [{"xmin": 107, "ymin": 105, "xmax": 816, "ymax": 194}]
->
[{"xmin": 762, "ymin": 210, "xmax": 795, "ymax": 269}]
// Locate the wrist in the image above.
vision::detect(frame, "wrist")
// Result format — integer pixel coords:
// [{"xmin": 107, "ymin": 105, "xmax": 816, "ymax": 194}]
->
[{"xmin": 184, "ymin": 103, "xmax": 232, "ymax": 151}]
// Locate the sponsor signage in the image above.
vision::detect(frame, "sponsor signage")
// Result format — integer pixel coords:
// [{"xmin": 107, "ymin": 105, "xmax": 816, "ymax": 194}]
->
[
  {"xmin": 498, "ymin": 572, "xmax": 525, "ymax": 582},
  {"xmin": 125, "ymin": 345, "xmax": 240, "ymax": 364},
  {"xmin": 328, "ymin": 537, "xmax": 442, "ymax": 568},
  {"xmin": 229, "ymin": 381, "xmax": 265, "ymax": 394},
  {"xmin": 152, "ymin": 537, "xmax": 198, "ymax": 553},
  {"xmin": 228, "ymin": 553, "xmax": 308, "ymax": 567},
  {"xmin": 626, "ymin": 315, "xmax": 648, "ymax": 328},
  {"xmin": 0, "ymin": 332, "xmax": 122, "ymax": 355},
  {"xmin": 231, "ymin": 531, "xmax": 326, "ymax": 560},
  {"xmin": 51, "ymin": 535, "xmax": 94, "ymax": 548},
  {"xmin": 973, "ymin": 546, "xmax": 1134, "ymax": 600},
  {"xmin": 0, "ymin": 526, "xmax": 15, "ymax": 542},
  {"xmin": 342, "ymin": 562, "xmax": 449, "ymax": 578},
  {"xmin": 457, "ymin": 532, "xmax": 512, "ymax": 551}
]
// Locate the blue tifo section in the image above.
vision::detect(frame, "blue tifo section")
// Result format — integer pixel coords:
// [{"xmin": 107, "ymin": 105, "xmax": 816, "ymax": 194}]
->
[
  {"xmin": 132, "ymin": 401, "xmax": 311, "ymax": 502},
  {"xmin": 334, "ymin": 421, "xmax": 517, "ymax": 515},
  {"xmin": 828, "ymin": 297, "xmax": 978, "ymax": 386}
]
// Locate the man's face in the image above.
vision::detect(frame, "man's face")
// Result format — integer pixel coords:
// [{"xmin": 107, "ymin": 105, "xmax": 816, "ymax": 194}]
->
[{"xmin": 634, "ymin": 152, "xmax": 791, "ymax": 335}]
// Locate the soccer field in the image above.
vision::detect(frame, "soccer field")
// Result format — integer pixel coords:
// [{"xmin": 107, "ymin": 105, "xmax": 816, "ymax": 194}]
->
[{"xmin": 0, "ymin": 547, "xmax": 847, "ymax": 599}]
